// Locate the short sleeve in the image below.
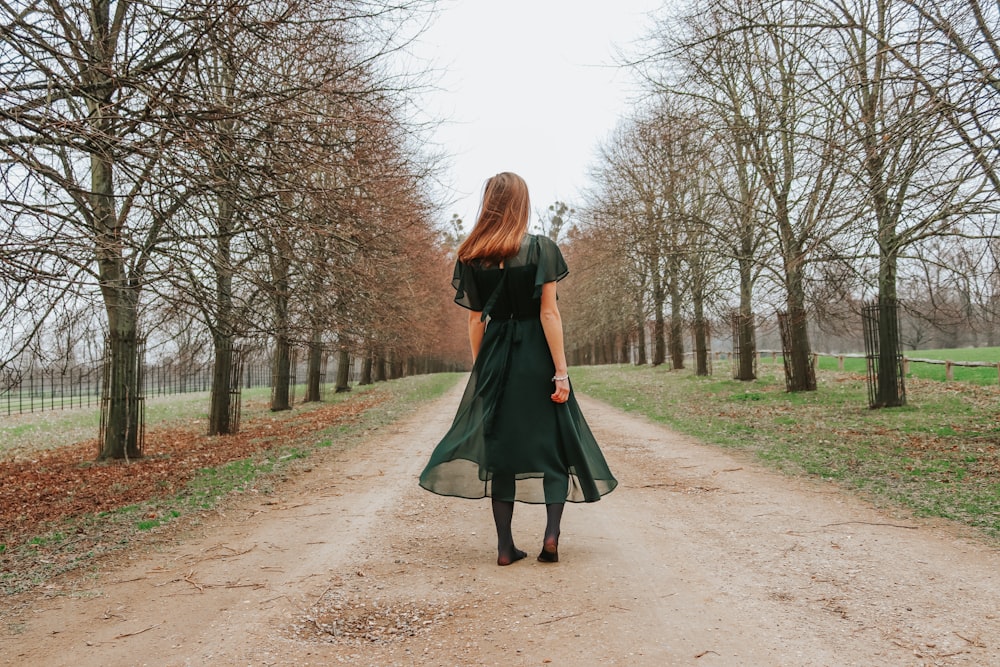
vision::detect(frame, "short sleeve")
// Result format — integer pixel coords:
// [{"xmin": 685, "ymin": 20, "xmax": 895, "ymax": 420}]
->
[
  {"xmin": 532, "ymin": 236, "xmax": 569, "ymax": 299},
  {"xmin": 452, "ymin": 260, "xmax": 483, "ymax": 311}
]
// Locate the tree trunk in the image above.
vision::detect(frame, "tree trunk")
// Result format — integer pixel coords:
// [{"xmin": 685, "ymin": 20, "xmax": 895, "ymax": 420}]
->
[
  {"xmin": 304, "ymin": 330, "xmax": 323, "ymax": 402},
  {"xmin": 100, "ymin": 327, "xmax": 143, "ymax": 460},
  {"xmin": 271, "ymin": 334, "xmax": 292, "ymax": 410},
  {"xmin": 693, "ymin": 298, "xmax": 709, "ymax": 376},
  {"xmin": 776, "ymin": 176, "xmax": 814, "ymax": 391},
  {"xmin": 335, "ymin": 346, "xmax": 351, "ymax": 392},
  {"xmin": 736, "ymin": 253, "xmax": 757, "ymax": 381},
  {"xmin": 360, "ymin": 349, "xmax": 373, "ymax": 385},
  {"xmin": 875, "ymin": 235, "xmax": 905, "ymax": 406},
  {"xmin": 207, "ymin": 49, "xmax": 239, "ymax": 436},
  {"xmin": 668, "ymin": 268, "xmax": 685, "ymax": 370},
  {"xmin": 652, "ymin": 272, "xmax": 666, "ymax": 366},
  {"xmin": 668, "ymin": 316, "xmax": 684, "ymax": 370},
  {"xmin": 269, "ymin": 229, "xmax": 292, "ymax": 410},
  {"xmin": 208, "ymin": 334, "xmax": 234, "ymax": 435},
  {"xmin": 863, "ymin": 27, "xmax": 905, "ymax": 407},
  {"xmin": 92, "ymin": 2, "xmax": 142, "ymax": 460},
  {"xmin": 207, "ymin": 278, "xmax": 234, "ymax": 433},
  {"xmin": 374, "ymin": 351, "xmax": 387, "ymax": 382},
  {"xmin": 636, "ymin": 308, "xmax": 647, "ymax": 365},
  {"xmin": 783, "ymin": 257, "xmax": 815, "ymax": 392}
]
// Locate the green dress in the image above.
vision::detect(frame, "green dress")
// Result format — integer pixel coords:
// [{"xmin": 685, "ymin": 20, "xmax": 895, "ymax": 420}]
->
[{"xmin": 419, "ymin": 234, "xmax": 617, "ymax": 504}]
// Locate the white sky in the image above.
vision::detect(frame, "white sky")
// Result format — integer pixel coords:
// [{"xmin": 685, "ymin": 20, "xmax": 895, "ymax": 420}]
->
[{"xmin": 409, "ymin": 0, "xmax": 664, "ymax": 228}]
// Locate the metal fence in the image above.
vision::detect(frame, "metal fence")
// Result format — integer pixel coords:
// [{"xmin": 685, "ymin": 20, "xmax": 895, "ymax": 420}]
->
[
  {"xmin": 862, "ymin": 299, "xmax": 907, "ymax": 408},
  {"xmin": 1, "ymin": 361, "xmax": 278, "ymax": 417},
  {"xmin": 0, "ymin": 353, "xmax": 371, "ymax": 418}
]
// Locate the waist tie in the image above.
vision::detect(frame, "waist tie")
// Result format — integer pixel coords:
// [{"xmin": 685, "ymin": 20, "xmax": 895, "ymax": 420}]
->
[{"xmin": 481, "ymin": 318, "xmax": 523, "ymax": 436}]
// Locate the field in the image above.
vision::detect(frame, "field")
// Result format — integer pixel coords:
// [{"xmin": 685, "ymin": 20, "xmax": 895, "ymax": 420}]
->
[{"xmin": 815, "ymin": 346, "xmax": 1000, "ymax": 384}]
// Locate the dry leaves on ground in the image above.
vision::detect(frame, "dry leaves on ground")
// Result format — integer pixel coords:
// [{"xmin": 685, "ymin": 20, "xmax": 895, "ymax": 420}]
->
[{"xmin": 0, "ymin": 396, "xmax": 384, "ymax": 550}]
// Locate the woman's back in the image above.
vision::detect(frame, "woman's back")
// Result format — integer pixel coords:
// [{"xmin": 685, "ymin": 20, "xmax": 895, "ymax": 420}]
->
[{"xmin": 454, "ymin": 235, "xmax": 568, "ymax": 320}]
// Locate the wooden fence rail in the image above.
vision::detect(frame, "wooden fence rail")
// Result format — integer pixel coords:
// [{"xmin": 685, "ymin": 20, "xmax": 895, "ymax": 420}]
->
[{"xmin": 676, "ymin": 350, "xmax": 1000, "ymax": 385}]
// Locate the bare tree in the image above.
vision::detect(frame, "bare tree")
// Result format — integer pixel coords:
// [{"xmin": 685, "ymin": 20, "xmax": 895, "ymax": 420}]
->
[
  {"xmin": 559, "ymin": 222, "xmax": 635, "ymax": 366},
  {"xmin": 801, "ymin": 0, "xmax": 993, "ymax": 404},
  {"xmin": 647, "ymin": 5, "xmax": 772, "ymax": 380},
  {"xmin": 589, "ymin": 112, "xmax": 680, "ymax": 367},
  {"xmin": 0, "ymin": 1, "xmax": 237, "ymax": 458}
]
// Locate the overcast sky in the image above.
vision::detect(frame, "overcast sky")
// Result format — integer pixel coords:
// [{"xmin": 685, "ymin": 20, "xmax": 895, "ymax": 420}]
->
[{"xmin": 410, "ymin": 0, "xmax": 664, "ymax": 229}]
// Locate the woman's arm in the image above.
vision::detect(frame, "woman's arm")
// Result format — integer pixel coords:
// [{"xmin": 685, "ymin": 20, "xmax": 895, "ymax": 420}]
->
[
  {"xmin": 468, "ymin": 310, "xmax": 486, "ymax": 363},
  {"xmin": 539, "ymin": 281, "xmax": 570, "ymax": 403}
]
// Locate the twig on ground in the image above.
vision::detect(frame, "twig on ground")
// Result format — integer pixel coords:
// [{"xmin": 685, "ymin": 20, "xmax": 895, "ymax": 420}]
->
[
  {"xmin": 182, "ymin": 571, "xmax": 204, "ymax": 592},
  {"xmin": 822, "ymin": 521, "xmax": 918, "ymax": 530},
  {"xmin": 536, "ymin": 612, "xmax": 584, "ymax": 625},
  {"xmin": 261, "ymin": 594, "xmax": 289, "ymax": 605},
  {"xmin": 954, "ymin": 631, "xmax": 986, "ymax": 647},
  {"xmin": 938, "ymin": 650, "xmax": 969, "ymax": 658},
  {"xmin": 113, "ymin": 623, "xmax": 161, "ymax": 639},
  {"xmin": 204, "ymin": 544, "xmax": 256, "ymax": 558},
  {"xmin": 223, "ymin": 581, "xmax": 266, "ymax": 590}
]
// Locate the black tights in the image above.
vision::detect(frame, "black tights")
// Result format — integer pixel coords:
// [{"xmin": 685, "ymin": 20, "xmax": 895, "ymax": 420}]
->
[
  {"xmin": 491, "ymin": 499, "xmax": 525, "ymax": 565},
  {"xmin": 491, "ymin": 498, "xmax": 565, "ymax": 565},
  {"xmin": 543, "ymin": 502, "xmax": 564, "ymax": 547}
]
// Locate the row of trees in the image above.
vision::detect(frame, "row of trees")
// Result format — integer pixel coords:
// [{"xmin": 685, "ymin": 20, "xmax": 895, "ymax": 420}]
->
[
  {"xmin": 1, "ymin": 1, "xmax": 467, "ymax": 458},
  {"xmin": 562, "ymin": 0, "xmax": 999, "ymax": 405}
]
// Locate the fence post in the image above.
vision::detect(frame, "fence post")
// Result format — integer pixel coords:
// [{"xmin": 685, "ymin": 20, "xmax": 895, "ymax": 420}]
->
[
  {"xmin": 946, "ymin": 360, "xmax": 954, "ymax": 382},
  {"xmin": 837, "ymin": 355, "xmax": 844, "ymax": 371}
]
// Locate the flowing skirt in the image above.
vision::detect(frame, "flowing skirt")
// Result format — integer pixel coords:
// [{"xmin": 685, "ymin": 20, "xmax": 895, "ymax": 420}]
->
[{"xmin": 419, "ymin": 317, "xmax": 617, "ymax": 504}]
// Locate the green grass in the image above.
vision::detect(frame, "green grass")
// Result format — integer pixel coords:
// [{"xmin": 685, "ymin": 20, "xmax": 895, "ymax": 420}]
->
[
  {"xmin": 572, "ymin": 363, "xmax": 1000, "ymax": 540},
  {"xmin": 815, "ymin": 348, "xmax": 1000, "ymax": 385},
  {"xmin": 915, "ymin": 347, "xmax": 1000, "ymax": 362}
]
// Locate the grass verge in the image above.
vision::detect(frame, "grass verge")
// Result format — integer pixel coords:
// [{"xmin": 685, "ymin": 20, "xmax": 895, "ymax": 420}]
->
[{"xmin": 571, "ymin": 364, "xmax": 1000, "ymax": 540}]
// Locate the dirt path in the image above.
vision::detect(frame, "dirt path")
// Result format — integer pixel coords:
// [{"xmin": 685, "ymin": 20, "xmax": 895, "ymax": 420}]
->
[{"xmin": 4, "ymin": 382, "xmax": 1000, "ymax": 666}]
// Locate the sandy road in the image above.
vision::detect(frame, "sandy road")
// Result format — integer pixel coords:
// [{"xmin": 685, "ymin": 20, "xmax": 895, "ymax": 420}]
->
[{"xmin": 4, "ymin": 381, "xmax": 1000, "ymax": 666}]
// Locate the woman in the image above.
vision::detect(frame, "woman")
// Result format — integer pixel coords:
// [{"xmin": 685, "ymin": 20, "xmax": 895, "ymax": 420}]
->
[{"xmin": 419, "ymin": 172, "xmax": 617, "ymax": 566}]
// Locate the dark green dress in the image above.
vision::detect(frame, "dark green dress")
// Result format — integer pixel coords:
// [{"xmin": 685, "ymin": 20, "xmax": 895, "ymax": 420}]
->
[{"xmin": 419, "ymin": 234, "xmax": 617, "ymax": 504}]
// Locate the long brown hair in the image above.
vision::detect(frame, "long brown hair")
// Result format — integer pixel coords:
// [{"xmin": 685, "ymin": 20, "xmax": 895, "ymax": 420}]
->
[{"xmin": 457, "ymin": 172, "xmax": 530, "ymax": 263}]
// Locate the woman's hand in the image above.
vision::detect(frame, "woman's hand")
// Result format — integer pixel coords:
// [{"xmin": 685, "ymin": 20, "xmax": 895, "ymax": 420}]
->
[{"xmin": 551, "ymin": 377, "xmax": 570, "ymax": 404}]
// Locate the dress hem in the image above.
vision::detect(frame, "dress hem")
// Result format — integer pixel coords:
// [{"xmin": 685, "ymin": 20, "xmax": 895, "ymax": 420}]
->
[{"xmin": 417, "ymin": 479, "xmax": 618, "ymax": 505}]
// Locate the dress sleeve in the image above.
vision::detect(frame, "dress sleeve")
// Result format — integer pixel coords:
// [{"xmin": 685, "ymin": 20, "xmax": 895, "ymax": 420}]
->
[
  {"xmin": 452, "ymin": 259, "xmax": 483, "ymax": 311},
  {"xmin": 532, "ymin": 236, "xmax": 569, "ymax": 299}
]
